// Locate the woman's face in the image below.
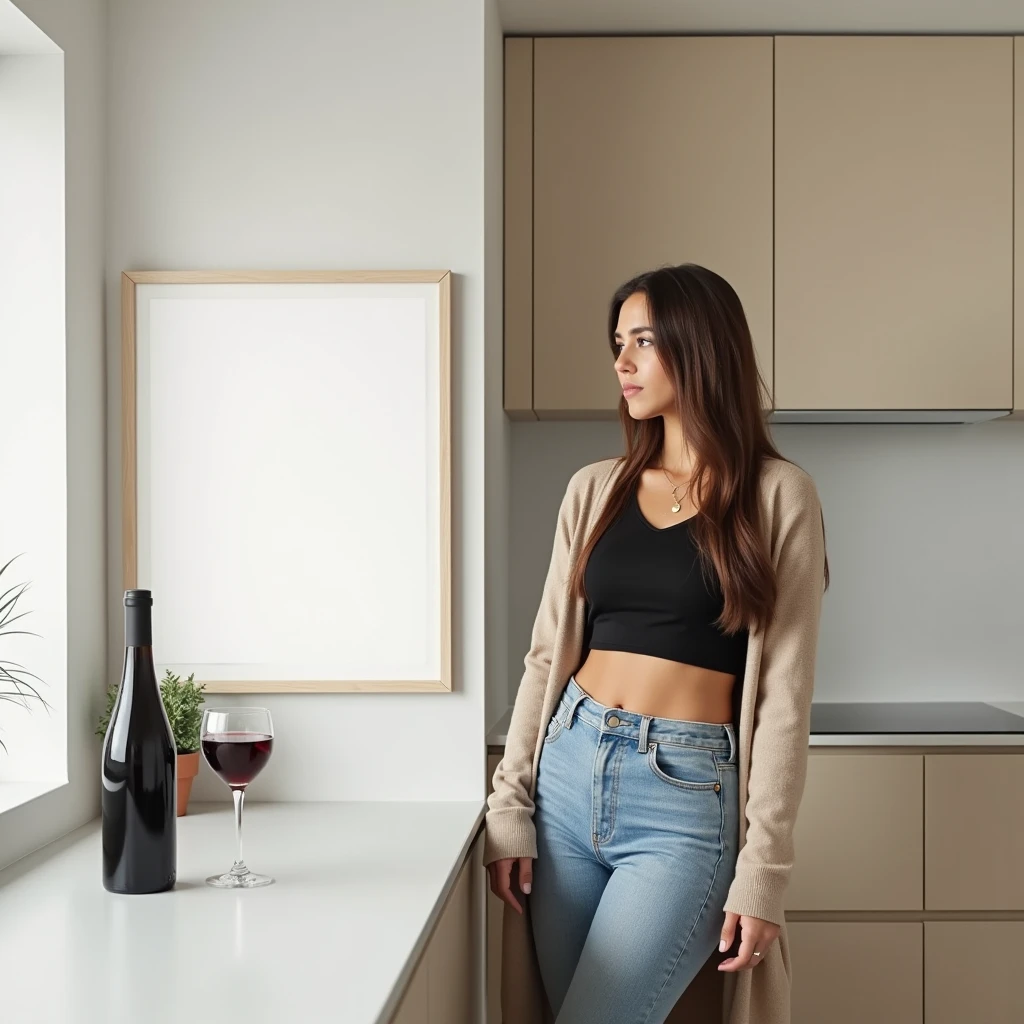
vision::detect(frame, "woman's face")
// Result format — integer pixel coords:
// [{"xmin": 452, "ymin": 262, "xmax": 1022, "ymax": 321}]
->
[{"xmin": 613, "ymin": 291, "xmax": 675, "ymax": 418}]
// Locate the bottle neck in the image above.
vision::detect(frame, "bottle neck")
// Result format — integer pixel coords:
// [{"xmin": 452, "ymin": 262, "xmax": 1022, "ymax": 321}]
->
[{"xmin": 125, "ymin": 605, "xmax": 153, "ymax": 648}]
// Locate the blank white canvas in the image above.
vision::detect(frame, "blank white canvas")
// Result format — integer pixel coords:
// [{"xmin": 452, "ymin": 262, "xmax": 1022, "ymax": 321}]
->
[{"xmin": 134, "ymin": 282, "xmax": 441, "ymax": 682}]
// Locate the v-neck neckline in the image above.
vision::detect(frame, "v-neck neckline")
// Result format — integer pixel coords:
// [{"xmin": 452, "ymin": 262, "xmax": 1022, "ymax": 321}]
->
[{"xmin": 631, "ymin": 486, "xmax": 697, "ymax": 532}]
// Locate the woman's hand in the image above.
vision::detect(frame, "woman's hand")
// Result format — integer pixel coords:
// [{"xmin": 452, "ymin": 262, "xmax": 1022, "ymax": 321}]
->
[
  {"xmin": 717, "ymin": 911, "xmax": 779, "ymax": 971},
  {"xmin": 486, "ymin": 857, "xmax": 533, "ymax": 915}
]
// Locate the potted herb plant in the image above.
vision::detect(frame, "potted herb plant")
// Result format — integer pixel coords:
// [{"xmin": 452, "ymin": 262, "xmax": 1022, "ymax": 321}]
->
[{"xmin": 97, "ymin": 669, "xmax": 207, "ymax": 815}]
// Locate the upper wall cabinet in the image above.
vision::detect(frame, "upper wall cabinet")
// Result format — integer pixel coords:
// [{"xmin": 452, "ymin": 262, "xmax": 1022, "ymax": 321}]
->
[
  {"xmin": 1014, "ymin": 38, "xmax": 1024, "ymax": 418},
  {"xmin": 504, "ymin": 37, "xmax": 774, "ymax": 419},
  {"xmin": 774, "ymin": 36, "xmax": 1014, "ymax": 414}
]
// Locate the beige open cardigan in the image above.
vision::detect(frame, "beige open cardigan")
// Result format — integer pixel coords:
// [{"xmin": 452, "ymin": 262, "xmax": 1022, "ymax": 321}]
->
[{"xmin": 483, "ymin": 455, "xmax": 826, "ymax": 1024}]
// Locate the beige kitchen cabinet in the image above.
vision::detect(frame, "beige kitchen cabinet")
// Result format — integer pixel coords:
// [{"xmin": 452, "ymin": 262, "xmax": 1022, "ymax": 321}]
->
[
  {"xmin": 925, "ymin": 922, "xmax": 1024, "ymax": 1024},
  {"xmin": 1015, "ymin": 38, "xmax": 1024, "ymax": 416},
  {"xmin": 485, "ymin": 752, "xmax": 503, "ymax": 1024},
  {"xmin": 775, "ymin": 36, "xmax": 1013, "ymax": 412},
  {"xmin": 925, "ymin": 753, "xmax": 1024, "ymax": 911},
  {"xmin": 788, "ymin": 922, "xmax": 923, "ymax": 1024},
  {"xmin": 391, "ymin": 836, "xmax": 477, "ymax": 1024},
  {"xmin": 504, "ymin": 38, "xmax": 534, "ymax": 420},
  {"xmin": 787, "ymin": 753, "xmax": 923, "ymax": 910},
  {"xmin": 506, "ymin": 36, "xmax": 774, "ymax": 418}
]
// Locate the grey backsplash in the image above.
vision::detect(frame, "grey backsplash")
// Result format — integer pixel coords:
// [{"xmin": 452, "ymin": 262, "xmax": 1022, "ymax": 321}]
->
[{"xmin": 508, "ymin": 420, "xmax": 1024, "ymax": 706}]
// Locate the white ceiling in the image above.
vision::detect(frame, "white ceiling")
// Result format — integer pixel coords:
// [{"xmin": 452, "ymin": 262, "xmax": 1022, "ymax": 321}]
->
[
  {"xmin": 497, "ymin": 0, "xmax": 1024, "ymax": 34},
  {"xmin": 0, "ymin": 0, "xmax": 59, "ymax": 55}
]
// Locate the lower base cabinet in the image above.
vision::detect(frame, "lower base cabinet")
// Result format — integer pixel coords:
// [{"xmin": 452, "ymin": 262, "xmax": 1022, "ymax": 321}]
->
[
  {"xmin": 486, "ymin": 753, "xmax": 503, "ymax": 1024},
  {"xmin": 788, "ymin": 922, "xmax": 923, "ymax": 1024},
  {"xmin": 925, "ymin": 922, "xmax": 1024, "ymax": 1024},
  {"xmin": 391, "ymin": 837, "xmax": 478, "ymax": 1024}
]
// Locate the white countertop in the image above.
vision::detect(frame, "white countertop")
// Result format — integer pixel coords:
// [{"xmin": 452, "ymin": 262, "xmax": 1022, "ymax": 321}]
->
[
  {"xmin": 485, "ymin": 701, "xmax": 1024, "ymax": 748},
  {"xmin": 0, "ymin": 799, "xmax": 485, "ymax": 1024}
]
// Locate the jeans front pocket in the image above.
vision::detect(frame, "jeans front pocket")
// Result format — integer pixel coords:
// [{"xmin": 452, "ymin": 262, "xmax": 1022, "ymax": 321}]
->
[
  {"xmin": 647, "ymin": 741, "xmax": 723, "ymax": 791},
  {"xmin": 543, "ymin": 707, "xmax": 566, "ymax": 745}
]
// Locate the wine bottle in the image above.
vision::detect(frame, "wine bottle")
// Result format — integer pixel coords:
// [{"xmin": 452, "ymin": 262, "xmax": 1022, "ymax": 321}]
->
[{"xmin": 101, "ymin": 589, "xmax": 176, "ymax": 893}]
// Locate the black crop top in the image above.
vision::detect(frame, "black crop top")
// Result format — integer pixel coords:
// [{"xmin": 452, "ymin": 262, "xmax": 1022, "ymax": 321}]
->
[{"xmin": 582, "ymin": 485, "xmax": 749, "ymax": 683}]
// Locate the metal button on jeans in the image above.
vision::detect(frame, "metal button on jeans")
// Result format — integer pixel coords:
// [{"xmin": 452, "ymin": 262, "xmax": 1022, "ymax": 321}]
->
[{"xmin": 607, "ymin": 715, "xmax": 621, "ymax": 727}]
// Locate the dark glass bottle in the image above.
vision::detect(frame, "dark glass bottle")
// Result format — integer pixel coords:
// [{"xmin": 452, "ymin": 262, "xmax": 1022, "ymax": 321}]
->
[{"xmin": 101, "ymin": 589, "xmax": 176, "ymax": 893}]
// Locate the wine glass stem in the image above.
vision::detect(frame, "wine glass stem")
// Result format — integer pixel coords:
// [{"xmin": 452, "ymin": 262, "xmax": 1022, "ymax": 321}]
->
[{"xmin": 232, "ymin": 787, "xmax": 247, "ymax": 874}]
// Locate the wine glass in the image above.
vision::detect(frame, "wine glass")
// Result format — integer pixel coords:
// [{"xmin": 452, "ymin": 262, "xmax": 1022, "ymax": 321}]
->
[{"xmin": 200, "ymin": 707, "xmax": 275, "ymax": 888}]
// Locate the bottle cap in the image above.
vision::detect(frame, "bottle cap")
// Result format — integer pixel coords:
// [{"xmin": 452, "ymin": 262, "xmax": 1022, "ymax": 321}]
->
[{"xmin": 124, "ymin": 589, "xmax": 153, "ymax": 607}]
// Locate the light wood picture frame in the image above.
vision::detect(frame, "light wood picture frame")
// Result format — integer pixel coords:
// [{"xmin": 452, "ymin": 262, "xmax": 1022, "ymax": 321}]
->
[{"xmin": 122, "ymin": 270, "xmax": 452, "ymax": 693}]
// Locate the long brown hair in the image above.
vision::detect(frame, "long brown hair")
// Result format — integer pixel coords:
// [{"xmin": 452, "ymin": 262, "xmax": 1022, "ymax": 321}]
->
[{"xmin": 566, "ymin": 263, "xmax": 829, "ymax": 635}]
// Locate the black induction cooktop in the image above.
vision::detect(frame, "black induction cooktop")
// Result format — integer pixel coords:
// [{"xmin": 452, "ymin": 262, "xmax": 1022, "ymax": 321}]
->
[{"xmin": 810, "ymin": 701, "xmax": 1024, "ymax": 735}]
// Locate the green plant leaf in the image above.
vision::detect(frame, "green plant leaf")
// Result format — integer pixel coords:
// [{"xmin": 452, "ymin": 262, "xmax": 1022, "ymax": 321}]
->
[
  {"xmin": 0, "ymin": 556, "xmax": 50, "ymax": 753},
  {"xmin": 96, "ymin": 670, "xmax": 207, "ymax": 754}
]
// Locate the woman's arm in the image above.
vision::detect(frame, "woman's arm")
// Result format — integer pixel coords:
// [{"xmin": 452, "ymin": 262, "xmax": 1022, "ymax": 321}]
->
[
  {"xmin": 722, "ymin": 466, "xmax": 827, "ymax": 927},
  {"xmin": 483, "ymin": 475, "xmax": 579, "ymax": 866}
]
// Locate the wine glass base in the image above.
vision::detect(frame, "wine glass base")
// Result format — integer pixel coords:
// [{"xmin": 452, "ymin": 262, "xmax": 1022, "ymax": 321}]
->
[{"xmin": 205, "ymin": 870, "xmax": 274, "ymax": 888}]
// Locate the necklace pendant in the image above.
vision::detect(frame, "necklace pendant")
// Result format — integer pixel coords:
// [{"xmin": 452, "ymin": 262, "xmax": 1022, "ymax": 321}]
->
[{"xmin": 671, "ymin": 502, "xmax": 681, "ymax": 513}]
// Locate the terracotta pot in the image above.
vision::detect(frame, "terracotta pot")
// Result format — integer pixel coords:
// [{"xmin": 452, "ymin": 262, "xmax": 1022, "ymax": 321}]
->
[{"xmin": 176, "ymin": 750, "xmax": 200, "ymax": 816}]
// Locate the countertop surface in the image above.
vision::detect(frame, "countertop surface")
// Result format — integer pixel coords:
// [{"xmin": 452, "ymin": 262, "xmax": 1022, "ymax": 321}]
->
[
  {"xmin": 486, "ymin": 700, "xmax": 1024, "ymax": 748},
  {"xmin": 0, "ymin": 799, "xmax": 485, "ymax": 1024}
]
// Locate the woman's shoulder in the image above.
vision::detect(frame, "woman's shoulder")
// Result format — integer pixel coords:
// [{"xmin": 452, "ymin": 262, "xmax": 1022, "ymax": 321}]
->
[
  {"xmin": 757, "ymin": 456, "xmax": 822, "ymax": 520},
  {"xmin": 565, "ymin": 457, "xmax": 626, "ymax": 499}
]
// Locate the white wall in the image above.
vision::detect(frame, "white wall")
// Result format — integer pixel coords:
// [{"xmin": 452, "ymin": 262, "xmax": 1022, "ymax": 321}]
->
[
  {"xmin": 508, "ymin": 420, "xmax": 1024, "ymax": 708},
  {"xmin": 1, "ymin": 0, "xmax": 107, "ymax": 870},
  {"xmin": 0, "ymin": 53, "xmax": 66, "ymax": 783},
  {"xmin": 106, "ymin": 0, "xmax": 492, "ymax": 802}
]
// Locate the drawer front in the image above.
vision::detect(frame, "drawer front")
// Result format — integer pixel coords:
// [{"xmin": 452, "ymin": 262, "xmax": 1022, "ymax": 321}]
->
[
  {"xmin": 788, "ymin": 754, "xmax": 923, "ymax": 910},
  {"xmin": 925, "ymin": 754, "xmax": 1024, "ymax": 910},
  {"xmin": 925, "ymin": 922, "xmax": 1024, "ymax": 1024},
  {"xmin": 788, "ymin": 922, "xmax": 923, "ymax": 1024}
]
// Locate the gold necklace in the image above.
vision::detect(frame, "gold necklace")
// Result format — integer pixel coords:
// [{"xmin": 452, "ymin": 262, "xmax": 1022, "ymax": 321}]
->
[{"xmin": 659, "ymin": 466, "xmax": 690, "ymax": 514}]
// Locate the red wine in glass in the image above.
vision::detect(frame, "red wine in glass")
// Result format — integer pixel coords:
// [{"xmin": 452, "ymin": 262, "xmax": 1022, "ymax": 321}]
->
[
  {"xmin": 201, "ymin": 732, "xmax": 273, "ymax": 787},
  {"xmin": 200, "ymin": 707, "xmax": 275, "ymax": 888}
]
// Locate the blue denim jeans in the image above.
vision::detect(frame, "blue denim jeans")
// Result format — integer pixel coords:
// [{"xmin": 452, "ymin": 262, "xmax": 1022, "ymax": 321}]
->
[{"xmin": 530, "ymin": 674, "xmax": 740, "ymax": 1024}]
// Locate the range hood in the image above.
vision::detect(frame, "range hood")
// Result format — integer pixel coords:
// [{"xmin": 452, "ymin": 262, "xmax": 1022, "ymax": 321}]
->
[{"xmin": 769, "ymin": 409, "xmax": 1011, "ymax": 424}]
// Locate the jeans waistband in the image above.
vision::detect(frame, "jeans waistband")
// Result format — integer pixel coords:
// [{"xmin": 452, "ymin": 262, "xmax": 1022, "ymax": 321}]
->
[{"xmin": 559, "ymin": 674, "xmax": 737, "ymax": 762}]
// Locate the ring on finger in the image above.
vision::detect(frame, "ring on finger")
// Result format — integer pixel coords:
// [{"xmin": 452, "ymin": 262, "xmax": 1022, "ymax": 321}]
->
[{"xmin": 752, "ymin": 951, "xmax": 761, "ymax": 957}]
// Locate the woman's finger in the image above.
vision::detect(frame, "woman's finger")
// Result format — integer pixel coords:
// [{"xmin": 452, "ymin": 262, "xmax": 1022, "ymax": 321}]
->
[
  {"xmin": 495, "ymin": 859, "xmax": 523, "ymax": 915},
  {"xmin": 718, "ymin": 910, "xmax": 738, "ymax": 953},
  {"xmin": 718, "ymin": 923, "xmax": 759, "ymax": 972},
  {"xmin": 518, "ymin": 857, "xmax": 533, "ymax": 895}
]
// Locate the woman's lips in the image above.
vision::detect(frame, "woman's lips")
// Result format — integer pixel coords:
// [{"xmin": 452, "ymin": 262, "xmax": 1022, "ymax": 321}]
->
[{"xmin": 622, "ymin": 385, "xmax": 643, "ymax": 397}]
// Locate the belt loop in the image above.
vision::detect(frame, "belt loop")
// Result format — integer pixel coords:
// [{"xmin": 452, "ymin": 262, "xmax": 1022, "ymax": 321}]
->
[
  {"xmin": 564, "ymin": 691, "xmax": 586, "ymax": 729},
  {"xmin": 637, "ymin": 715, "xmax": 651, "ymax": 753},
  {"xmin": 725, "ymin": 723, "xmax": 737, "ymax": 764}
]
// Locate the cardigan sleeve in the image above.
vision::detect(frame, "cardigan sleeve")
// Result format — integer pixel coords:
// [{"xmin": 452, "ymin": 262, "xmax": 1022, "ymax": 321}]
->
[
  {"xmin": 482, "ymin": 475, "xmax": 578, "ymax": 866},
  {"xmin": 723, "ymin": 467, "xmax": 826, "ymax": 927}
]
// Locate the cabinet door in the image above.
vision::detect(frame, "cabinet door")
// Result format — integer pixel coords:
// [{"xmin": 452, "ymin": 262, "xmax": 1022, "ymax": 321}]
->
[
  {"xmin": 925, "ymin": 922, "xmax": 1024, "ymax": 1024},
  {"xmin": 925, "ymin": 754, "xmax": 1024, "ymax": 910},
  {"xmin": 775, "ymin": 36, "xmax": 1013, "ymax": 411},
  {"xmin": 1014, "ymin": 38, "xmax": 1024, "ymax": 416},
  {"xmin": 504, "ymin": 38, "xmax": 534, "ymax": 419},
  {"xmin": 427, "ymin": 848, "xmax": 475, "ymax": 1024},
  {"xmin": 788, "ymin": 922, "xmax": 923, "ymax": 1024},
  {"xmin": 485, "ymin": 753, "xmax": 503, "ymax": 1024},
  {"xmin": 390, "ymin": 848, "xmax": 476, "ymax": 1024},
  {"xmin": 391, "ymin": 950, "xmax": 429, "ymax": 1024},
  {"xmin": 532, "ymin": 36, "xmax": 774, "ymax": 416},
  {"xmin": 787, "ymin": 754, "xmax": 923, "ymax": 910}
]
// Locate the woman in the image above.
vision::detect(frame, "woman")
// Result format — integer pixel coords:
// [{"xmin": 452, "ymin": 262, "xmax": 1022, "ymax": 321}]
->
[{"xmin": 483, "ymin": 263, "xmax": 830, "ymax": 1024}]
